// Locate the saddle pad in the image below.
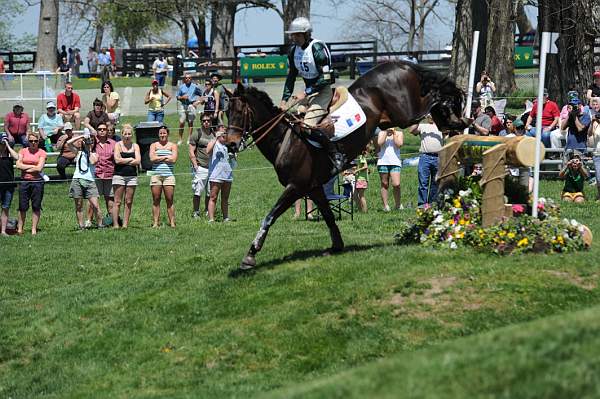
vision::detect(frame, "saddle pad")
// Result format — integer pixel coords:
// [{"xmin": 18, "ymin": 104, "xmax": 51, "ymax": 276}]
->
[{"xmin": 308, "ymin": 91, "xmax": 366, "ymax": 148}]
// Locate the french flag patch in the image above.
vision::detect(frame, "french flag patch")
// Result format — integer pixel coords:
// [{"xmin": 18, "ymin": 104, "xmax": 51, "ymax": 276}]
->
[
  {"xmin": 346, "ymin": 119, "xmax": 354, "ymax": 127},
  {"xmin": 355, "ymin": 113, "xmax": 361, "ymax": 122}
]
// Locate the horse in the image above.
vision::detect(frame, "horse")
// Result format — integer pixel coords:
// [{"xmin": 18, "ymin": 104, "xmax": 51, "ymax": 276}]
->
[{"xmin": 226, "ymin": 60, "xmax": 469, "ymax": 271}]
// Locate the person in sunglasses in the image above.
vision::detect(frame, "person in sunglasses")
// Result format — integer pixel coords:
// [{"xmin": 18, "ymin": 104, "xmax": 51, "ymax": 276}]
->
[
  {"xmin": 15, "ymin": 132, "xmax": 47, "ymax": 235},
  {"xmin": 188, "ymin": 113, "xmax": 215, "ymax": 218}
]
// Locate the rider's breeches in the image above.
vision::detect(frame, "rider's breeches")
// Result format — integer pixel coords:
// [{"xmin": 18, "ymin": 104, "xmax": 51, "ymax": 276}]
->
[{"xmin": 300, "ymin": 84, "xmax": 332, "ymax": 128}]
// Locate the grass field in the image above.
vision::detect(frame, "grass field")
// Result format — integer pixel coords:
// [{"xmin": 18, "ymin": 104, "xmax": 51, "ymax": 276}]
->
[{"xmin": 1, "ymin": 114, "xmax": 600, "ymax": 398}]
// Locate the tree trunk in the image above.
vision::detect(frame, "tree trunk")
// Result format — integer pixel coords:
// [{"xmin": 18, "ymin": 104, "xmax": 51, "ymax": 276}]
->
[
  {"xmin": 539, "ymin": 0, "xmax": 600, "ymax": 104},
  {"xmin": 94, "ymin": 23, "xmax": 104, "ymax": 51},
  {"xmin": 418, "ymin": 0, "xmax": 425, "ymax": 52},
  {"xmin": 34, "ymin": 0, "xmax": 59, "ymax": 71},
  {"xmin": 407, "ymin": 0, "xmax": 416, "ymax": 52},
  {"xmin": 449, "ymin": 0, "xmax": 472, "ymax": 90},
  {"xmin": 210, "ymin": 0, "xmax": 237, "ymax": 58},
  {"xmin": 514, "ymin": 0, "xmax": 532, "ymax": 34},
  {"xmin": 485, "ymin": 0, "xmax": 516, "ymax": 96},
  {"xmin": 282, "ymin": 0, "xmax": 311, "ymax": 45},
  {"xmin": 191, "ymin": 11, "xmax": 207, "ymax": 51}
]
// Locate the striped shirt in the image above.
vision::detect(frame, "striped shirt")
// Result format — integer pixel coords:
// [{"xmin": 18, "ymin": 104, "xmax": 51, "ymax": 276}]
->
[{"xmin": 152, "ymin": 148, "xmax": 174, "ymax": 176}]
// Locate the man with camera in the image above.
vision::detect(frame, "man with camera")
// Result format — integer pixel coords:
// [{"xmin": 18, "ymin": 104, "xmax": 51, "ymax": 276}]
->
[
  {"xmin": 559, "ymin": 151, "xmax": 589, "ymax": 203},
  {"xmin": 475, "ymin": 71, "xmax": 496, "ymax": 108},
  {"xmin": 66, "ymin": 129, "xmax": 104, "ymax": 229},
  {"xmin": 560, "ymin": 97, "xmax": 591, "ymax": 153}
]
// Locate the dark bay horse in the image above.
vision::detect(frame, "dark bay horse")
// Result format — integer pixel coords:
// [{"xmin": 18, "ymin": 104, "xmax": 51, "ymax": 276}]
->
[{"xmin": 226, "ymin": 61, "xmax": 468, "ymax": 270}]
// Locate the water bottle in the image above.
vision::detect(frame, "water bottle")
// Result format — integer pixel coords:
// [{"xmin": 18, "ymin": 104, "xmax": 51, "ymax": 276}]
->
[{"xmin": 44, "ymin": 137, "xmax": 52, "ymax": 152}]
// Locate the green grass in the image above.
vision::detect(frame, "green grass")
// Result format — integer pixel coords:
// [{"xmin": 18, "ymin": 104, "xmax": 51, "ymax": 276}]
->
[{"xmin": 1, "ymin": 114, "xmax": 600, "ymax": 398}]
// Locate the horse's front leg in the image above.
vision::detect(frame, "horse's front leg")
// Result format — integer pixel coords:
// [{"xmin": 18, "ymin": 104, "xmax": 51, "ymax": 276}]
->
[
  {"xmin": 240, "ymin": 185, "xmax": 301, "ymax": 270},
  {"xmin": 308, "ymin": 186, "xmax": 344, "ymax": 254}
]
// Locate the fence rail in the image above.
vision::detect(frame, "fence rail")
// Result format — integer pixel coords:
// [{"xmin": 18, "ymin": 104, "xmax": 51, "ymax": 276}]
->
[{"xmin": 0, "ymin": 51, "xmax": 36, "ymax": 73}]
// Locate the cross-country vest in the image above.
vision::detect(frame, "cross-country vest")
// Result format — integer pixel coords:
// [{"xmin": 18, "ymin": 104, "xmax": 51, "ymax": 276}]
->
[{"xmin": 293, "ymin": 39, "xmax": 331, "ymax": 80}]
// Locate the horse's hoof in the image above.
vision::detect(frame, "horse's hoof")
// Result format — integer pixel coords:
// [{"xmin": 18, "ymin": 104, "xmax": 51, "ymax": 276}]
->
[
  {"xmin": 240, "ymin": 255, "xmax": 256, "ymax": 270},
  {"xmin": 323, "ymin": 246, "xmax": 343, "ymax": 256}
]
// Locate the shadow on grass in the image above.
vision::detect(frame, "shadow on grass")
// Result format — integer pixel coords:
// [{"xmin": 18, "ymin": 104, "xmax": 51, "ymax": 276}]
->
[{"xmin": 229, "ymin": 243, "xmax": 389, "ymax": 278}]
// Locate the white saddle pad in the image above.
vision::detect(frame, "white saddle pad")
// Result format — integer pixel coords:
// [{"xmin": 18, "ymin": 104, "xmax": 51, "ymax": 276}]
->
[{"xmin": 308, "ymin": 91, "xmax": 367, "ymax": 147}]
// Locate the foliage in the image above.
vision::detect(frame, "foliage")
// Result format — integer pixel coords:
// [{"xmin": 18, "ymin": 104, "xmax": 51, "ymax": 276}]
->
[
  {"xmin": 395, "ymin": 178, "xmax": 589, "ymax": 255},
  {"xmin": 100, "ymin": 1, "xmax": 169, "ymax": 48},
  {"xmin": 0, "ymin": 0, "xmax": 35, "ymax": 51}
]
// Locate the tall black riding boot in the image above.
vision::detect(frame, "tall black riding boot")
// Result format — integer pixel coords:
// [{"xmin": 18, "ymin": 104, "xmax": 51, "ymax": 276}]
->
[{"xmin": 306, "ymin": 129, "xmax": 346, "ymax": 175}]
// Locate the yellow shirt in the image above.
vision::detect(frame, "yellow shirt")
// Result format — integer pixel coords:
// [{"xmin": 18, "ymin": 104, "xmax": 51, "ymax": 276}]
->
[{"xmin": 147, "ymin": 89, "xmax": 163, "ymax": 112}]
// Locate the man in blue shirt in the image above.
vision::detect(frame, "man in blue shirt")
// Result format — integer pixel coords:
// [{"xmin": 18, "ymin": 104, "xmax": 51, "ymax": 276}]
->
[
  {"xmin": 98, "ymin": 48, "xmax": 112, "ymax": 82},
  {"xmin": 560, "ymin": 97, "xmax": 591, "ymax": 152},
  {"xmin": 176, "ymin": 73, "xmax": 202, "ymax": 145}
]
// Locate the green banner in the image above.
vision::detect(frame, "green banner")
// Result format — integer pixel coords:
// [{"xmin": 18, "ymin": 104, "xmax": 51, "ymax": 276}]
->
[
  {"xmin": 240, "ymin": 55, "xmax": 288, "ymax": 77},
  {"xmin": 514, "ymin": 46, "xmax": 534, "ymax": 67}
]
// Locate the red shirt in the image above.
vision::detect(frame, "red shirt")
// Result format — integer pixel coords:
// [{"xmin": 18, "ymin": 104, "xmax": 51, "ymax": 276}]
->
[
  {"xmin": 490, "ymin": 115, "xmax": 503, "ymax": 135},
  {"xmin": 4, "ymin": 112, "xmax": 30, "ymax": 136},
  {"xmin": 57, "ymin": 92, "xmax": 81, "ymax": 112},
  {"xmin": 94, "ymin": 138, "xmax": 116, "ymax": 179},
  {"xmin": 19, "ymin": 148, "xmax": 47, "ymax": 181},
  {"xmin": 529, "ymin": 99, "xmax": 560, "ymax": 128}
]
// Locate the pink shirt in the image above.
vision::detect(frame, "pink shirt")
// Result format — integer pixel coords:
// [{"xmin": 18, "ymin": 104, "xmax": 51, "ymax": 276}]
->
[
  {"xmin": 19, "ymin": 148, "xmax": 47, "ymax": 181},
  {"xmin": 94, "ymin": 138, "xmax": 116, "ymax": 179},
  {"xmin": 4, "ymin": 112, "xmax": 30, "ymax": 136}
]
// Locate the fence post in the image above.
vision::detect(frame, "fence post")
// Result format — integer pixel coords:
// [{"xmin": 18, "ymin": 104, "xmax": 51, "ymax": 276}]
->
[
  {"xmin": 373, "ymin": 40, "xmax": 378, "ymax": 65},
  {"xmin": 349, "ymin": 55, "xmax": 356, "ymax": 80}
]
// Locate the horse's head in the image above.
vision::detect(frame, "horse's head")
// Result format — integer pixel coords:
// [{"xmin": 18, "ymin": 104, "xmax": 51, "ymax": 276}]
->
[
  {"xmin": 225, "ymin": 82, "xmax": 254, "ymax": 153},
  {"xmin": 430, "ymin": 99, "xmax": 472, "ymax": 135}
]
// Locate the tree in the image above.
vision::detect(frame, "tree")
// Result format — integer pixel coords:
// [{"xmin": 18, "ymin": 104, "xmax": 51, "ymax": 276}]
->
[
  {"xmin": 539, "ymin": 0, "xmax": 600, "ymax": 104},
  {"xmin": 448, "ymin": 0, "xmax": 472, "ymax": 90},
  {"xmin": 209, "ymin": 0, "xmax": 238, "ymax": 57},
  {"xmin": 280, "ymin": 0, "xmax": 311, "ymax": 44},
  {"xmin": 484, "ymin": 0, "xmax": 516, "ymax": 96},
  {"xmin": 34, "ymin": 0, "xmax": 59, "ymax": 71}
]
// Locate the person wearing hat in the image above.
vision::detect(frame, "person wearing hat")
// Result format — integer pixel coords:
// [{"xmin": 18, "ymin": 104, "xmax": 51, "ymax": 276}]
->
[
  {"xmin": 0, "ymin": 132, "xmax": 19, "ymax": 235},
  {"xmin": 176, "ymin": 73, "xmax": 202, "ymax": 145},
  {"xmin": 559, "ymin": 151, "xmax": 588, "ymax": 203},
  {"xmin": 586, "ymin": 71, "xmax": 600, "ymax": 104},
  {"xmin": 198, "ymin": 78, "xmax": 219, "ymax": 123},
  {"xmin": 54, "ymin": 122, "xmax": 78, "ymax": 180},
  {"xmin": 145, "ymin": 79, "xmax": 172, "ymax": 122},
  {"xmin": 37, "ymin": 101, "xmax": 64, "ymax": 148},
  {"xmin": 525, "ymin": 88, "xmax": 560, "ymax": 148},
  {"xmin": 152, "ymin": 52, "xmax": 168, "ymax": 87},
  {"xmin": 469, "ymin": 99, "xmax": 492, "ymax": 135},
  {"xmin": 3, "ymin": 104, "xmax": 30, "ymax": 147},
  {"xmin": 206, "ymin": 125, "xmax": 233, "ymax": 222},
  {"xmin": 211, "ymin": 72, "xmax": 229, "ymax": 125},
  {"xmin": 279, "ymin": 16, "xmax": 345, "ymax": 175},
  {"xmin": 560, "ymin": 95, "xmax": 591, "ymax": 152}
]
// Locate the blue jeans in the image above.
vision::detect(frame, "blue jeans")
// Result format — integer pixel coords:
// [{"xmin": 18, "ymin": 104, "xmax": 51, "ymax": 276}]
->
[
  {"xmin": 526, "ymin": 127, "xmax": 551, "ymax": 148},
  {"xmin": 8, "ymin": 134, "xmax": 29, "ymax": 148},
  {"xmin": 417, "ymin": 153, "xmax": 439, "ymax": 206},
  {"xmin": 147, "ymin": 110, "xmax": 164, "ymax": 122}
]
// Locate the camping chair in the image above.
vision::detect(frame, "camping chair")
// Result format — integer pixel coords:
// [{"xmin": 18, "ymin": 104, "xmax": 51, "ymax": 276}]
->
[{"xmin": 306, "ymin": 175, "xmax": 354, "ymax": 221}]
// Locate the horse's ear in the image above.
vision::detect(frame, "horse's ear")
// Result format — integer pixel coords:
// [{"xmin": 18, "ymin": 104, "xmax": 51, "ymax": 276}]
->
[{"xmin": 236, "ymin": 81, "xmax": 245, "ymax": 95}]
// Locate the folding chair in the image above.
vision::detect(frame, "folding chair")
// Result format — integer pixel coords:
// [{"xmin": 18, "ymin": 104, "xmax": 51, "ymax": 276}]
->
[{"xmin": 305, "ymin": 175, "xmax": 354, "ymax": 221}]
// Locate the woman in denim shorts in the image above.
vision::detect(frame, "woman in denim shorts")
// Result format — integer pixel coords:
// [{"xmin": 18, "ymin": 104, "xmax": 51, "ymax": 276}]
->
[{"xmin": 376, "ymin": 128, "xmax": 403, "ymax": 211}]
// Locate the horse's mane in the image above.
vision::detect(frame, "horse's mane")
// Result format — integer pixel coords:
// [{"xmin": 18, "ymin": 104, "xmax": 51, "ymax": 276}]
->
[
  {"xmin": 406, "ymin": 61, "xmax": 465, "ymax": 103},
  {"xmin": 242, "ymin": 86, "xmax": 278, "ymax": 113}
]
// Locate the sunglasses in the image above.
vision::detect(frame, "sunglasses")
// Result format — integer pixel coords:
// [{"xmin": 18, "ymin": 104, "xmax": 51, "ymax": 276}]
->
[
  {"xmin": 202, "ymin": 119, "xmax": 211, "ymax": 122},
  {"xmin": 98, "ymin": 128, "xmax": 107, "ymax": 131},
  {"xmin": 30, "ymin": 140, "xmax": 39, "ymax": 143}
]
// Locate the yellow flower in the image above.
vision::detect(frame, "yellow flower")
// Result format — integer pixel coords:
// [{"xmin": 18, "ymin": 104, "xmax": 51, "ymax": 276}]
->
[
  {"xmin": 499, "ymin": 231, "xmax": 506, "ymax": 237},
  {"xmin": 453, "ymin": 199, "xmax": 462, "ymax": 208},
  {"xmin": 456, "ymin": 231, "xmax": 465, "ymax": 239},
  {"xmin": 517, "ymin": 237, "xmax": 529, "ymax": 247},
  {"xmin": 507, "ymin": 232, "xmax": 516, "ymax": 239},
  {"xmin": 459, "ymin": 219, "xmax": 466, "ymax": 225}
]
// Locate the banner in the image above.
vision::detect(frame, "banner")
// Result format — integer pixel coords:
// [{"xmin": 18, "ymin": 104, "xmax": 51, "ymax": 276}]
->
[
  {"xmin": 514, "ymin": 46, "xmax": 534, "ymax": 68},
  {"xmin": 240, "ymin": 56, "xmax": 288, "ymax": 77}
]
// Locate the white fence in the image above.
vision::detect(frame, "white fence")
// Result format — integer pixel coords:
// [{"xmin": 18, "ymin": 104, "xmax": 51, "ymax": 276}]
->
[{"xmin": 0, "ymin": 72, "xmax": 71, "ymax": 117}]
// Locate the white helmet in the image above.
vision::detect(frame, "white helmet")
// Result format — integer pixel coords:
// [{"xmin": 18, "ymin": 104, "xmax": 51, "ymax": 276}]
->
[{"xmin": 285, "ymin": 17, "xmax": 312, "ymax": 34}]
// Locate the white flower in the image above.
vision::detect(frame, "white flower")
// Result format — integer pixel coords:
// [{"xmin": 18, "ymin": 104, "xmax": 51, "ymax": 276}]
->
[
  {"xmin": 433, "ymin": 215, "xmax": 444, "ymax": 224},
  {"xmin": 570, "ymin": 219, "xmax": 579, "ymax": 227},
  {"xmin": 450, "ymin": 242, "xmax": 458, "ymax": 249}
]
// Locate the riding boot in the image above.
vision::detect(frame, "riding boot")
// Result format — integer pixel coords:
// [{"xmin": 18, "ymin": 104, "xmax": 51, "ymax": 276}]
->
[{"xmin": 306, "ymin": 128, "xmax": 346, "ymax": 175}]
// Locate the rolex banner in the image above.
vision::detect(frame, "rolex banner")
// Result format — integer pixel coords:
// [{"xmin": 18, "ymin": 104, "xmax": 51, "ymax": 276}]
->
[{"xmin": 240, "ymin": 56, "xmax": 288, "ymax": 77}]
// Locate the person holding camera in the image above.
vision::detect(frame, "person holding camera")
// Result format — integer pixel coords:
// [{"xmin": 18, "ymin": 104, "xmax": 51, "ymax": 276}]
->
[
  {"xmin": 587, "ymin": 99, "xmax": 600, "ymax": 200},
  {"xmin": 559, "ymin": 152, "xmax": 588, "ymax": 203},
  {"xmin": 475, "ymin": 71, "xmax": 496, "ymax": 108},
  {"xmin": 0, "ymin": 132, "xmax": 19, "ymax": 236},
  {"xmin": 560, "ymin": 97, "xmax": 591, "ymax": 153},
  {"xmin": 66, "ymin": 129, "xmax": 104, "ymax": 229},
  {"xmin": 189, "ymin": 113, "xmax": 214, "ymax": 218}
]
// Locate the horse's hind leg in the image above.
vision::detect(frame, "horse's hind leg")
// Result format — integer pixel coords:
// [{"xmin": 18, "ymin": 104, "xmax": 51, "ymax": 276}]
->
[
  {"xmin": 240, "ymin": 185, "xmax": 300, "ymax": 270},
  {"xmin": 309, "ymin": 187, "xmax": 344, "ymax": 254}
]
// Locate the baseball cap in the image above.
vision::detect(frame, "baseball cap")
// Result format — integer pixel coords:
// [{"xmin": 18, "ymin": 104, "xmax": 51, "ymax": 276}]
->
[
  {"xmin": 64, "ymin": 122, "xmax": 73, "ymax": 130},
  {"xmin": 593, "ymin": 71, "xmax": 600, "ymax": 78},
  {"xmin": 471, "ymin": 99, "xmax": 481, "ymax": 108},
  {"xmin": 543, "ymin": 88, "xmax": 549, "ymax": 97},
  {"xmin": 46, "ymin": 101, "xmax": 56, "ymax": 109},
  {"xmin": 569, "ymin": 98, "xmax": 581, "ymax": 106},
  {"xmin": 0, "ymin": 132, "xmax": 8, "ymax": 142},
  {"xmin": 513, "ymin": 119, "xmax": 524, "ymax": 128},
  {"xmin": 151, "ymin": 79, "xmax": 159, "ymax": 85}
]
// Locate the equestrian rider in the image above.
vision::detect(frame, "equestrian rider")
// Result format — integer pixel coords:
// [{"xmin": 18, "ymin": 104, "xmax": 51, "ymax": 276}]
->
[{"xmin": 279, "ymin": 17, "xmax": 346, "ymax": 175}]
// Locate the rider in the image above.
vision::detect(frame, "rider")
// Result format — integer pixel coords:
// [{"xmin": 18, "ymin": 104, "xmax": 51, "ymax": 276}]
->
[{"xmin": 279, "ymin": 17, "xmax": 345, "ymax": 175}]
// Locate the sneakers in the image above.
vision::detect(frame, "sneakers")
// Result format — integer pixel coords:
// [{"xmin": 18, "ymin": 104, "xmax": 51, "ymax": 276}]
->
[
  {"xmin": 83, "ymin": 220, "xmax": 92, "ymax": 229},
  {"xmin": 383, "ymin": 205, "xmax": 391, "ymax": 212},
  {"xmin": 223, "ymin": 217, "xmax": 231, "ymax": 222},
  {"xmin": 192, "ymin": 211, "xmax": 201, "ymax": 219}
]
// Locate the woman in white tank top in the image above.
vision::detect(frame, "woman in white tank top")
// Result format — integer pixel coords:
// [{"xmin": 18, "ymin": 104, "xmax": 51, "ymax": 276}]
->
[{"xmin": 376, "ymin": 128, "xmax": 403, "ymax": 211}]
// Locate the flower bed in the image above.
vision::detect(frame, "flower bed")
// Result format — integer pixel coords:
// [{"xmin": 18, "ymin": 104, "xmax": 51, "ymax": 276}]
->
[{"xmin": 395, "ymin": 180, "xmax": 590, "ymax": 254}]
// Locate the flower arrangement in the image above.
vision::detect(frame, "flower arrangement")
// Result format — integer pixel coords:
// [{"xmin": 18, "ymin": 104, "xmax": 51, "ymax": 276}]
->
[{"xmin": 395, "ymin": 179, "xmax": 589, "ymax": 254}]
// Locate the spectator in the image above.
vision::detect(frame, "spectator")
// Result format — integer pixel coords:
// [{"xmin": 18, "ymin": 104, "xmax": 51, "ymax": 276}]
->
[
  {"xmin": 38, "ymin": 101, "xmax": 64, "ymax": 147},
  {"xmin": 199, "ymin": 78, "xmax": 219, "ymax": 122},
  {"xmin": 176, "ymin": 73, "xmax": 202, "ymax": 145},
  {"xmin": 293, "ymin": 199, "xmax": 314, "ymax": 219},
  {"xmin": 66, "ymin": 130, "xmax": 104, "ymax": 229},
  {"xmin": 0, "ymin": 56, "xmax": 5, "ymax": 89},
  {"xmin": 109, "ymin": 44, "xmax": 116, "ymax": 77},
  {"xmin": 376, "ymin": 128, "xmax": 403, "ymax": 211},
  {"xmin": 15, "ymin": 132, "xmax": 46, "ymax": 235},
  {"xmin": 98, "ymin": 48, "xmax": 112, "ymax": 82},
  {"xmin": 68, "ymin": 48, "xmax": 75, "ymax": 69},
  {"xmin": 189, "ymin": 114, "xmax": 215, "ymax": 218},
  {"xmin": 56, "ymin": 56, "xmax": 71, "ymax": 76},
  {"xmin": 469, "ymin": 100, "xmax": 491, "ymax": 135},
  {"xmin": 586, "ymin": 71, "xmax": 600, "ymax": 104},
  {"xmin": 207, "ymin": 126, "xmax": 233, "ymax": 222},
  {"xmin": 152, "ymin": 52, "xmax": 168, "ymax": 87},
  {"xmin": 101, "ymin": 80, "xmax": 121, "ymax": 123},
  {"xmin": 54, "ymin": 122, "xmax": 77, "ymax": 180},
  {"xmin": 73, "ymin": 48, "xmax": 82, "ymax": 77},
  {"xmin": 56, "ymin": 81, "xmax": 81, "ymax": 129},
  {"xmin": 59, "ymin": 45, "xmax": 67, "ymax": 63},
  {"xmin": 106, "ymin": 122, "xmax": 121, "ymax": 142},
  {"xmin": 4, "ymin": 104, "xmax": 30, "ymax": 147},
  {"xmin": 484, "ymin": 106, "xmax": 503, "ymax": 135},
  {"xmin": 409, "ymin": 117, "xmax": 444, "ymax": 207},
  {"xmin": 588, "ymin": 99, "xmax": 600, "ymax": 200},
  {"xmin": 149, "ymin": 125, "xmax": 178, "ymax": 227},
  {"xmin": 525, "ymin": 88, "xmax": 560, "ymax": 148},
  {"xmin": 91, "ymin": 123, "xmax": 116, "ymax": 221},
  {"xmin": 560, "ymin": 97, "xmax": 591, "ymax": 152},
  {"xmin": 475, "ymin": 71, "xmax": 496, "ymax": 108},
  {"xmin": 211, "ymin": 73, "xmax": 229, "ymax": 124},
  {"xmin": 499, "ymin": 117, "xmax": 516, "ymax": 137},
  {"xmin": 112, "ymin": 124, "xmax": 140, "ymax": 229},
  {"xmin": 353, "ymin": 147, "xmax": 369, "ymax": 213},
  {"xmin": 559, "ymin": 151, "xmax": 588, "ymax": 203},
  {"xmin": 591, "ymin": 97, "xmax": 600, "ymax": 118},
  {"xmin": 87, "ymin": 47, "xmax": 98, "ymax": 74},
  {"xmin": 145, "ymin": 79, "xmax": 172, "ymax": 122},
  {"xmin": 84, "ymin": 98, "xmax": 110, "ymax": 132},
  {"xmin": 0, "ymin": 132, "xmax": 19, "ymax": 236}
]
